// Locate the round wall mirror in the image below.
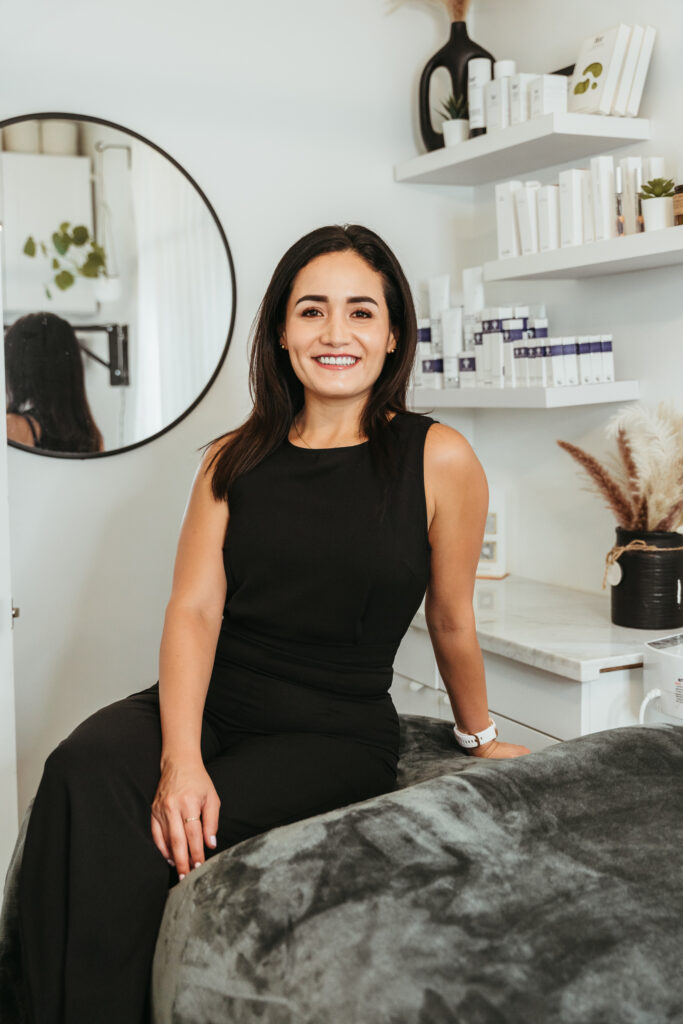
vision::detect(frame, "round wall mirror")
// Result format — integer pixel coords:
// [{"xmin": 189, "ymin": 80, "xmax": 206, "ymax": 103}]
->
[{"xmin": 2, "ymin": 112, "xmax": 236, "ymax": 458}]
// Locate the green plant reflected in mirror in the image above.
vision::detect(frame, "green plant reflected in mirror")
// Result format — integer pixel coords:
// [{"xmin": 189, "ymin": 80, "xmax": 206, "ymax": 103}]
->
[{"xmin": 2, "ymin": 112, "xmax": 236, "ymax": 458}]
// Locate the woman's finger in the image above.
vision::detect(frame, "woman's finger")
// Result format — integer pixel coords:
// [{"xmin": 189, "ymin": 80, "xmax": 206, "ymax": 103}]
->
[
  {"xmin": 168, "ymin": 814, "xmax": 192, "ymax": 879},
  {"xmin": 183, "ymin": 817, "xmax": 206, "ymax": 868},
  {"xmin": 202, "ymin": 790, "xmax": 220, "ymax": 852},
  {"xmin": 150, "ymin": 813, "xmax": 174, "ymax": 865}
]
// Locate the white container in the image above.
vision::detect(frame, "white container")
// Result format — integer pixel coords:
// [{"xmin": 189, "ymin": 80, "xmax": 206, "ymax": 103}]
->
[
  {"xmin": 458, "ymin": 353, "xmax": 477, "ymax": 387},
  {"xmin": 468, "ymin": 58, "xmax": 492, "ymax": 133},
  {"xmin": 3, "ymin": 120, "xmax": 40, "ymax": 153},
  {"xmin": 530, "ymin": 75, "xmax": 568, "ymax": 118},
  {"xmin": 619, "ymin": 156, "xmax": 643, "ymax": 235},
  {"xmin": 495, "ymin": 181, "xmax": 522, "ymax": 259},
  {"xmin": 580, "ymin": 171, "xmax": 595, "ymax": 244},
  {"xmin": 563, "ymin": 338, "xmax": 579, "ymax": 386},
  {"xmin": 612, "ymin": 25, "xmax": 644, "ymax": 116},
  {"xmin": 642, "ymin": 197, "xmax": 675, "ymax": 231},
  {"xmin": 548, "ymin": 340, "xmax": 566, "ymax": 386},
  {"xmin": 589, "ymin": 336, "xmax": 604, "ymax": 382},
  {"xmin": 441, "ymin": 307, "xmax": 463, "ymax": 358},
  {"xmin": 512, "ymin": 340, "xmax": 529, "ymax": 386},
  {"xmin": 443, "ymin": 119, "xmax": 470, "ymax": 146},
  {"xmin": 537, "ymin": 185, "xmax": 560, "ymax": 252},
  {"xmin": 484, "ymin": 79, "xmax": 507, "ymax": 132},
  {"xmin": 590, "ymin": 155, "xmax": 616, "ymax": 242},
  {"xmin": 514, "ymin": 181, "xmax": 541, "ymax": 255},
  {"xmin": 443, "ymin": 356, "xmax": 460, "ymax": 388},
  {"xmin": 626, "ymin": 25, "xmax": 656, "ymax": 117},
  {"xmin": 40, "ymin": 120, "xmax": 79, "ymax": 155},
  {"xmin": 600, "ymin": 335, "xmax": 615, "ymax": 382},
  {"xmin": 509, "ymin": 74, "xmax": 539, "ymax": 125},
  {"xmin": 577, "ymin": 337, "xmax": 594, "ymax": 384},
  {"xmin": 559, "ymin": 169, "xmax": 585, "ymax": 247}
]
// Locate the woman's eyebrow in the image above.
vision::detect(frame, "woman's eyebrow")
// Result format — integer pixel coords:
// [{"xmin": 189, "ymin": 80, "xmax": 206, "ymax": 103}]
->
[{"xmin": 294, "ymin": 294, "xmax": 379, "ymax": 307}]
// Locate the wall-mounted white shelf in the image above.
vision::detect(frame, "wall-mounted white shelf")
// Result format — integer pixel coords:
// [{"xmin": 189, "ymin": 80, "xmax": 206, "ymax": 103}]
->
[
  {"xmin": 484, "ymin": 226, "xmax": 683, "ymax": 281},
  {"xmin": 394, "ymin": 112, "xmax": 650, "ymax": 187},
  {"xmin": 408, "ymin": 381, "xmax": 640, "ymax": 409}
]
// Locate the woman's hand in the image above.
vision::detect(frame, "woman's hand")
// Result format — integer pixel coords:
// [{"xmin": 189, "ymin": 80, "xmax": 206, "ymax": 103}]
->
[
  {"xmin": 151, "ymin": 757, "xmax": 221, "ymax": 879},
  {"xmin": 466, "ymin": 739, "xmax": 531, "ymax": 759}
]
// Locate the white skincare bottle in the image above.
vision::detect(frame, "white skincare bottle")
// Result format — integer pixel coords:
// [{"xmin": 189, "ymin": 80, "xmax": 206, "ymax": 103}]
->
[{"xmin": 468, "ymin": 58, "xmax": 493, "ymax": 136}]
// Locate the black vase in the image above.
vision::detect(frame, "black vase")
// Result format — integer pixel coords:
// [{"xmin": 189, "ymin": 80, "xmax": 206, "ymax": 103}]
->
[
  {"xmin": 610, "ymin": 527, "xmax": 683, "ymax": 629},
  {"xmin": 418, "ymin": 21, "xmax": 495, "ymax": 152}
]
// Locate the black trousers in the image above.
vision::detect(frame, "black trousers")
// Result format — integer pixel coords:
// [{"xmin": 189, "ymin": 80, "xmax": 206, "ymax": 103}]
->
[{"xmin": 18, "ymin": 681, "xmax": 397, "ymax": 1023}]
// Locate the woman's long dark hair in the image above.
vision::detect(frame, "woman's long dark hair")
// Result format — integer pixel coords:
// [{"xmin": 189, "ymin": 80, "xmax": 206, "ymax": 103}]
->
[
  {"xmin": 5, "ymin": 312, "xmax": 103, "ymax": 453},
  {"xmin": 201, "ymin": 223, "xmax": 421, "ymax": 503}
]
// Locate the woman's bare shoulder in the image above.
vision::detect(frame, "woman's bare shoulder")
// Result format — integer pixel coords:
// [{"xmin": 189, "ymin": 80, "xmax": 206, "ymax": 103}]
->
[{"xmin": 424, "ymin": 421, "xmax": 479, "ymax": 472}]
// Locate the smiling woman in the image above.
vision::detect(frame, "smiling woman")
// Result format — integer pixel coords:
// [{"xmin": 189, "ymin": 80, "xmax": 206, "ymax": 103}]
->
[{"xmin": 13, "ymin": 222, "xmax": 527, "ymax": 1024}]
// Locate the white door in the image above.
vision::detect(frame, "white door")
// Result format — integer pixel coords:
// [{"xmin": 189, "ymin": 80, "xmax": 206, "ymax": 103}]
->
[{"xmin": 0, "ymin": 230, "xmax": 19, "ymax": 881}]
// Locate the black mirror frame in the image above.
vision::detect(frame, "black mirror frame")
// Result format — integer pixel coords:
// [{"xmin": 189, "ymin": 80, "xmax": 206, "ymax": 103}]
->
[{"xmin": 2, "ymin": 110, "xmax": 237, "ymax": 460}]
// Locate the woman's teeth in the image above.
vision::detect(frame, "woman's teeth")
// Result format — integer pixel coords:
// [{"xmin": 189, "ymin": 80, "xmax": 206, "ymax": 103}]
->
[{"xmin": 314, "ymin": 356, "xmax": 359, "ymax": 366}]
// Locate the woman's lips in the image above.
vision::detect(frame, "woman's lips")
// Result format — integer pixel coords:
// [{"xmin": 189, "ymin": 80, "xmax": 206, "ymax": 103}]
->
[{"xmin": 312, "ymin": 356, "xmax": 360, "ymax": 370}]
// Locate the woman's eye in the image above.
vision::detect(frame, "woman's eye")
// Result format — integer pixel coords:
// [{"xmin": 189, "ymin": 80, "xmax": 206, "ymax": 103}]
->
[
  {"xmin": 300, "ymin": 308, "xmax": 372, "ymax": 318},
  {"xmin": 301, "ymin": 308, "xmax": 321, "ymax": 317},
  {"xmin": 353, "ymin": 309, "xmax": 371, "ymax": 318}
]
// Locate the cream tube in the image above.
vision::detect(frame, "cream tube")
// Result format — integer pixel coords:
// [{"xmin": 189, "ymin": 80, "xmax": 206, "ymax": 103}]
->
[{"xmin": 428, "ymin": 275, "xmax": 450, "ymax": 357}]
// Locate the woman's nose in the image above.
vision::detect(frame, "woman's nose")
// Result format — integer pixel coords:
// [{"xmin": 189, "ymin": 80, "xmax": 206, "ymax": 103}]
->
[{"xmin": 320, "ymin": 307, "xmax": 352, "ymax": 343}]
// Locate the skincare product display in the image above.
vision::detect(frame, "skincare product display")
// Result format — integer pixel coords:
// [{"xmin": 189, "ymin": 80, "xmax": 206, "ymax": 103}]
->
[
  {"xmin": 495, "ymin": 153, "xmax": 676, "ymax": 257},
  {"xmin": 568, "ymin": 24, "xmax": 656, "ymax": 117}
]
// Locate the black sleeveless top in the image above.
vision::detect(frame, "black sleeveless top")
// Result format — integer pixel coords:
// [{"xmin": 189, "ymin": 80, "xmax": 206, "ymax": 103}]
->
[{"xmin": 209, "ymin": 411, "xmax": 439, "ymax": 760}]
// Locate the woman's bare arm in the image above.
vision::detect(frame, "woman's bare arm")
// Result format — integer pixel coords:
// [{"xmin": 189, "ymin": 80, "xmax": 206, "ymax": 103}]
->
[
  {"xmin": 158, "ymin": 440, "xmax": 229, "ymax": 762},
  {"xmin": 423, "ymin": 423, "xmax": 529, "ymax": 759}
]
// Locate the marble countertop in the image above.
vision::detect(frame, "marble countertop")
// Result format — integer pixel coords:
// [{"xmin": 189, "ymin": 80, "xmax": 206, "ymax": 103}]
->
[{"xmin": 410, "ymin": 575, "xmax": 676, "ymax": 682}]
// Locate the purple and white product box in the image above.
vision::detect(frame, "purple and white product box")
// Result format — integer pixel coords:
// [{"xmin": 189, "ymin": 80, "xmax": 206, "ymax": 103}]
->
[
  {"xmin": 488, "ymin": 332, "xmax": 504, "ymax": 387},
  {"xmin": 458, "ymin": 353, "xmax": 477, "ymax": 387},
  {"xmin": 512, "ymin": 340, "xmax": 529, "ymax": 386},
  {"xmin": 543, "ymin": 345, "xmax": 554, "ymax": 386},
  {"xmin": 415, "ymin": 319, "xmax": 432, "ymax": 388},
  {"xmin": 589, "ymin": 336, "xmax": 603, "ymax": 382},
  {"xmin": 533, "ymin": 344, "xmax": 548, "ymax": 386},
  {"xmin": 474, "ymin": 333, "xmax": 484, "ymax": 385},
  {"xmin": 577, "ymin": 337, "xmax": 594, "ymax": 384},
  {"xmin": 482, "ymin": 307, "xmax": 513, "ymax": 333},
  {"xmin": 525, "ymin": 318, "xmax": 549, "ymax": 340},
  {"xmin": 548, "ymin": 341, "xmax": 566, "ymax": 386},
  {"xmin": 421, "ymin": 358, "xmax": 443, "ymax": 389},
  {"xmin": 503, "ymin": 334, "xmax": 516, "ymax": 386},
  {"xmin": 501, "ymin": 318, "xmax": 526, "ymax": 336},
  {"xmin": 562, "ymin": 338, "xmax": 579, "ymax": 386},
  {"xmin": 600, "ymin": 335, "xmax": 615, "ymax": 382}
]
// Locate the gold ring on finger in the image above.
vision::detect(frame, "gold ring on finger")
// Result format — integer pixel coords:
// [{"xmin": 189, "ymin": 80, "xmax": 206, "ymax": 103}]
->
[{"xmin": 183, "ymin": 816, "xmax": 200, "ymax": 823}]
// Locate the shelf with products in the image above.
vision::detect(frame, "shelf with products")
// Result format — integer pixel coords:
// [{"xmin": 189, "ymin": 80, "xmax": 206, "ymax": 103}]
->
[
  {"xmin": 394, "ymin": 112, "xmax": 650, "ymax": 187},
  {"xmin": 408, "ymin": 380, "xmax": 640, "ymax": 410},
  {"xmin": 483, "ymin": 225, "xmax": 683, "ymax": 281}
]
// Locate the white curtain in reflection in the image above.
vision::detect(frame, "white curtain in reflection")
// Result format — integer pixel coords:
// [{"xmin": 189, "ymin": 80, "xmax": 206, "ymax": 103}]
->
[{"xmin": 129, "ymin": 146, "xmax": 231, "ymax": 436}]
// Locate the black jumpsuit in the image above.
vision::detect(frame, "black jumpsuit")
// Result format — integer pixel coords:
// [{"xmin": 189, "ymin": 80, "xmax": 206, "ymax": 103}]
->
[{"xmin": 17, "ymin": 410, "xmax": 438, "ymax": 1023}]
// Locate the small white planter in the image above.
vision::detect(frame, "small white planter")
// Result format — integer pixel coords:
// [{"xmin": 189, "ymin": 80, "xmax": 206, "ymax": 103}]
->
[
  {"xmin": 3, "ymin": 120, "xmax": 41, "ymax": 153},
  {"xmin": 40, "ymin": 120, "xmax": 79, "ymax": 156},
  {"xmin": 642, "ymin": 196, "xmax": 675, "ymax": 232},
  {"xmin": 443, "ymin": 119, "xmax": 470, "ymax": 146}
]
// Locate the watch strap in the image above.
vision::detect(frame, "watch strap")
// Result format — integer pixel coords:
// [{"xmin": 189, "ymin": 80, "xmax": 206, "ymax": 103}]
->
[{"xmin": 453, "ymin": 717, "xmax": 498, "ymax": 749}]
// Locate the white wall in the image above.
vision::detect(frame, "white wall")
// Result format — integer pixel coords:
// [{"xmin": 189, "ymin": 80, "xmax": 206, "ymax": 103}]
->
[
  {"xmin": 4, "ymin": 0, "xmax": 681, "ymax": 828},
  {"xmin": 2, "ymin": 0, "xmax": 472, "ymax": 820}
]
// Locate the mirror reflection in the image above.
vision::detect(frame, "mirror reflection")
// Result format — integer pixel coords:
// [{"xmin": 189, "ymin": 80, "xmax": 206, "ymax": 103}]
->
[{"xmin": 2, "ymin": 114, "xmax": 235, "ymax": 457}]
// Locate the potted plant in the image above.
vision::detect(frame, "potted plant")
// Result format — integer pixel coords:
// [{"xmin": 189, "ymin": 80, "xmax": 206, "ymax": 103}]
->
[
  {"xmin": 23, "ymin": 222, "xmax": 109, "ymax": 300},
  {"xmin": 639, "ymin": 177, "xmax": 676, "ymax": 232},
  {"xmin": 436, "ymin": 92, "xmax": 470, "ymax": 146},
  {"xmin": 557, "ymin": 400, "xmax": 683, "ymax": 629}
]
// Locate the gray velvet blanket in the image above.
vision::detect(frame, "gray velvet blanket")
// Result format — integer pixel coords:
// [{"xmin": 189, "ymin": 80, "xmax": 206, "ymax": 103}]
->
[{"xmin": 3, "ymin": 716, "xmax": 683, "ymax": 1023}]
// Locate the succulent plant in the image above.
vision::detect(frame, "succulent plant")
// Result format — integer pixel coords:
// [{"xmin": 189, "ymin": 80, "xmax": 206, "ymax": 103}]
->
[
  {"xmin": 436, "ymin": 92, "xmax": 469, "ymax": 122},
  {"xmin": 638, "ymin": 177, "xmax": 676, "ymax": 200}
]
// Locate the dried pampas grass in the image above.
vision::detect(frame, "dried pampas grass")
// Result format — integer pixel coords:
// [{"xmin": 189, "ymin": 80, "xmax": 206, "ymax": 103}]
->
[
  {"xmin": 385, "ymin": 0, "xmax": 472, "ymax": 18},
  {"xmin": 557, "ymin": 401, "xmax": 683, "ymax": 533}
]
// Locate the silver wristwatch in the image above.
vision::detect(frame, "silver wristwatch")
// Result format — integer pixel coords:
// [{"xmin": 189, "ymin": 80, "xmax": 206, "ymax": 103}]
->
[{"xmin": 453, "ymin": 717, "xmax": 498, "ymax": 750}]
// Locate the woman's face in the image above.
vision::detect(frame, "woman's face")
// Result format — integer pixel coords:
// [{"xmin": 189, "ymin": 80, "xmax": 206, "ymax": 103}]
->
[{"xmin": 280, "ymin": 250, "xmax": 397, "ymax": 402}]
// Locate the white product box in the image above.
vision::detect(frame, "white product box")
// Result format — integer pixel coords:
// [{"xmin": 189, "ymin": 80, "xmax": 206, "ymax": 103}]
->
[
  {"xmin": 626, "ymin": 26, "xmax": 656, "ymax": 117},
  {"xmin": 495, "ymin": 182, "xmax": 523, "ymax": 259},
  {"xmin": 577, "ymin": 337, "xmax": 595, "ymax": 384},
  {"xmin": 414, "ymin": 319, "xmax": 432, "ymax": 388},
  {"xmin": 562, "ymin": 338, "xmax": 579, "ymax": 386},
  {"xmin": 589, "ymin": 335, "xmax": 604, "ymax": 382},
  {"xmin": 474, "ymin": 333, "xmax": 484, "ymax": 385},
  {"xmin": 525, "ymin": 318, "xmax": 549, "ymax": 339},
  {"xmin": 537, "ymin": 185, "xmax": 560, "ymax": 252},
  {"xmin": 568, "ymin": 24, "xmax": 631, "ymax": 115},
  {"xmin": 619, "ymin": 156, "xmax": 643, "ymax": 235},
  {"xmin": 512, "ymin": 340, "xmax": 529, "ymax": 386},
  {"xmin": 514, "ymin": 181, "xmax": 541, "ymax": 255},
  {"xmin": 443, "ymin": 355, "xmax": 459, "ymax": 388},
  {"xmin": 580, "ymin": 170, "xmax": 595, "ymax": 244},
  {"xmin": 502, "ymin": 335, "xmax": 516, "ymax": 386},
  {"xmin": 530, "ymin": 74, "xmax": 568, "ymax": 117},
  {"xmin": 509, "ymin": 74, "xmax": 539, "ymax": 124},
  {"xmin": 591, "ymin": 155, "xmax": 616, "ymax": 241},
  {"xmin": 612, "ymin": 25, "xmax": 644, "ymax": 116},
  {"xmin": 421, "ymin": 358, "xmax": 443, "ymax": 388},
  {"xmin": 458, "ymin": 352, "xmax": 477, "ymax": 387},
  {"xmin": 600, "ymin": 335, "xmax": 615, "ymax": 381},
  {"xmin": 468, "ymin": 58, "xmax": 492, "ymax": 133},
  {"xmin": 559, "ymin": 169, "xmax": 585, "ymax": 247},
  {"xmin": 548, "ymin": 340, "xmax": 566, "ymax": 386},
  {"xmin": 487, "ymin": 331, "xmax": 504, "ymax": 387},
  {"xmin": 485, "ymin": 78, "xmax": 510, "ymax": 131}
]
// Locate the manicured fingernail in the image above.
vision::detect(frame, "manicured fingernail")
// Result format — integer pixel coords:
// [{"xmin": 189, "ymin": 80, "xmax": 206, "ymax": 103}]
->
[
  {"xmin": 179, "ymin": 873, "xmax": 185, "ymax": 880},
  {"xmin": 209, "ymin": 835, "xmax": 217, "ymax": 847},
  {"xmin": 166, "ymin": 858, "xmax": 174, "ymax": 866},
  {"xmin": 194, "ymin": 861, "xmax": 201, "ymax": 869}
]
